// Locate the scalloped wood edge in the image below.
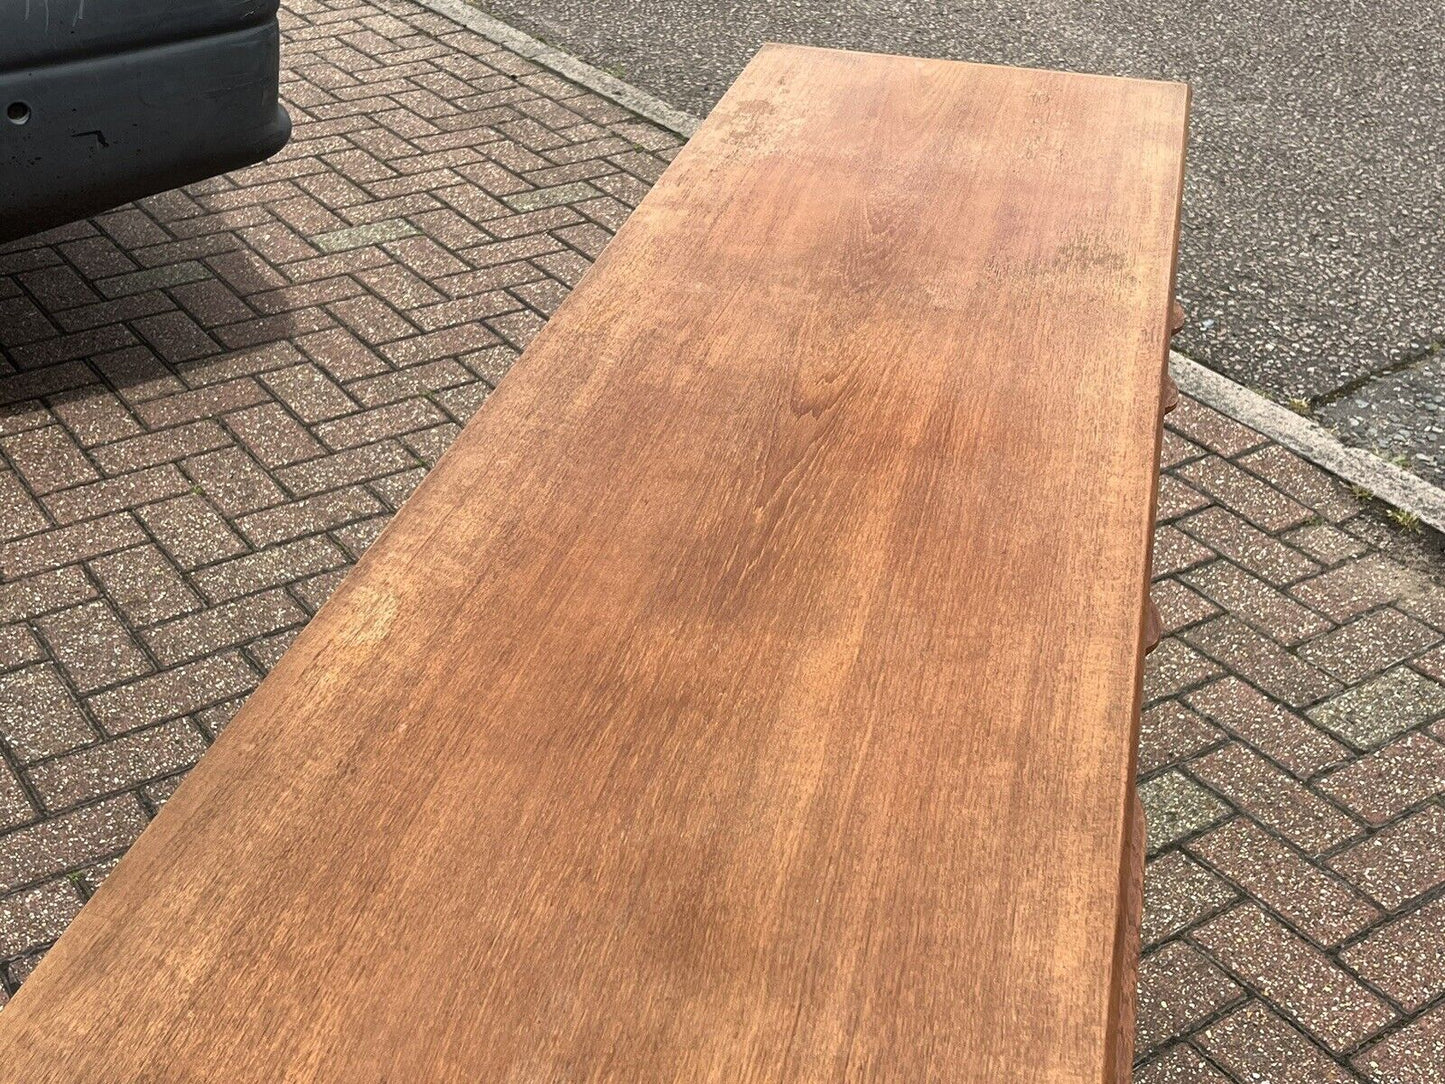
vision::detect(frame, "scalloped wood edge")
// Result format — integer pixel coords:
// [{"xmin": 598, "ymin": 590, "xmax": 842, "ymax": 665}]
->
[
  {"xmin": 1142, "ymin": 599, "xmax": 1163, "ymax": 654},
  {"xmin": 1161, "ymin": 374, "xmax": 1179, "ymax": 416}
]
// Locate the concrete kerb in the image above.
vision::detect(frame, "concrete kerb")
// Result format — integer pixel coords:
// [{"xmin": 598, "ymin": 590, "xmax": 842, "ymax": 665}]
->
[
  {"xmin": 1171, "ymin": 351, "xmax": 1445, "ymax": 532},
  {"xmin": 420, "ymin": 0, "xmax": 701, "ymax": 137},
  {"xmin": 419, "ymin": 0, "xmax": 1445, "ymax": 535}
]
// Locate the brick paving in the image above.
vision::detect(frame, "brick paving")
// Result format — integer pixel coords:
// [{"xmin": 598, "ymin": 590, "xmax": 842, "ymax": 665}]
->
[{"xmin": 1, "ymin": 2, "xmax": 1443, "ymax": 1079}]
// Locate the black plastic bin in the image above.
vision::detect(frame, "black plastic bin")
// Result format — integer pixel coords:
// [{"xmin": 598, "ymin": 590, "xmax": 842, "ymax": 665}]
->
[{"xmin": 0, "ymin": 0, "xmax": 291, "ymax": 243}]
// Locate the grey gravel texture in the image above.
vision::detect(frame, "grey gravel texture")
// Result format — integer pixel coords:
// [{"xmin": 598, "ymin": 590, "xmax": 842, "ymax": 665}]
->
[{"xmin": 476, "ymin": 0, "xmax": 1445, "ymax": 476}]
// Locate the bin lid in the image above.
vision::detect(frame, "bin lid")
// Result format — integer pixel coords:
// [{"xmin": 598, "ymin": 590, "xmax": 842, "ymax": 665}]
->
[{"xmin": 0, "ymin": 0, "xmax": 280, "ymax": 73}]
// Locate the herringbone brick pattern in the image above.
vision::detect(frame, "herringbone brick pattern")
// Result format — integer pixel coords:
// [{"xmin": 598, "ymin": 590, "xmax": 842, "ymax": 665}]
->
[
  {"xmin": 1, "ymin": 3, "xmax": 1443, "ymax": 1080},
  {"xmin": 1139, "ymin": 406, "xmax": 1445, "ymax": 1084}
]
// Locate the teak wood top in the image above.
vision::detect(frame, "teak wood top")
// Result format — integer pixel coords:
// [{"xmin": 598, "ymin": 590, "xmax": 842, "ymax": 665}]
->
[{"xmin": 0, "ymin": 45, "xmax": 1189, "ymax": 1082}]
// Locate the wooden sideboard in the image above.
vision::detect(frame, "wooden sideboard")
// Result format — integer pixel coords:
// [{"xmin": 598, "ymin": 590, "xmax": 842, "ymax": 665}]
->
[{"xmin": 0, "ymin": 44, "xmax": 1189, "ymax": 1082}]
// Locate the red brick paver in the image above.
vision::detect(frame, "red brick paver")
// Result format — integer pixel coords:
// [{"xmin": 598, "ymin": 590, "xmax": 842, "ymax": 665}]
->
[{"xmin": 3, "ymin": 4, "xmax": 1445, "ymax": 1080}]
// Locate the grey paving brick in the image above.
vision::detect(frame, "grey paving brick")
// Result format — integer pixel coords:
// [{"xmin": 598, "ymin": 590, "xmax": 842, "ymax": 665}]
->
[
  {"xmin": 96, "ymin": 260, "xmax": 211, "ymax": 300},
  {"xmin": 0, "ymin": 398, "xmax": 54, "ymax": 439},
  {"xmin": 503, "ymin": 180, "xmax": 600, "ymax": 211},
  {"xmin": 1188, "ymin": 742, "xmax": 1363, "ymax": 855},
  {"xmin": 1417, "ymin": 645, "xmax": 1445, "ymax": 684},
  {"xmin": 132, "ymin": 311, "xmax": 221, "ymax": 364},
  {"xmin": 507, "ymin": 277, "xmax": 569, "ymax": 318},
  {"xmin": 235, "ymin": 486, "xmax": 383, "ymax": 547},
  {"xmin": 1397, "ymin": 586, "xmax": 1445, "ymax": 632},
  {"xmin": 0, "ymin": 760, "xmax": 35, "ymax": 832},
  {"xmin": 486, "ymin": 308, "xmax": 545, "ymax": 349},
  {"xmin": 27, "ymin": 719, "xmax": 208, "ymax": 812},
  {"xmin": 1286, "ymin": 522, "xmax": 1370, "ymax": 566},
  {"xmin": 90, "ymin": 346, "xmax": 185, "ymax": 405},
  {"xmin": 377, "ymin": 322, "xmax": 495, "ymax": 367},
  {"xmin": 0, "ymin": 794, "xmax": 148, "ymax": 893},
  {"xmin": 88, "ymin": 545, "xmax": 201, "ymax": 627},
  {"xmin": 171, "ymin": 277, "xmax": 255, "ymax": 326},
  {"xmin": 34, "ymin": 600, "xmax": 151, "ymax": 694},
  {"xmin": 356, "ymin": 262, "xmax": 448, "ymax": 309},
  {"xmin": 136, "ymin": 494, "xmax": 249, "ymax": 570},
  {"xmin": 0, "ymin": 879, "xmax": 85, "ymax": 959},
  {"xmin": 1185, "ymin": 676, "xmax": 1348, "ymax": 778},
  {"xmin": 87, "ymin": 653, "xmax": 258, "ymax": 734},
  {"xmin": 1184, "ymin": 616, "xmax": 1340, "ymax": 708},
  {"xmin": 1309, "ymin": 667, "xmax": 1445, "ymax": 750},
  {"xmin": 142, "ymin": 772, "xmax": 188, "ymax": 810},
  {"xmin": 40, "ymin": 465, "xmax": 192, "ymax": 526},
  {"xmin": 1138, "ymin": 769, "xmax": 1231, "ymax": 853},
  {"xmin": 0, "ymin": 426, "xmax": 97, "ymax": 495},
  {"xmin": 313, "ymin": 218, "xmax": 419, "ymax": 252},
  {"xmin": 0, "ymin": 567, "xmax": 97, "ymax": 625},
  {"xmin": 191, "ymin": 536, "xmax": 348, "ymax": 603},
  {"xmin": 0, "ymin": 298, "xmax": 56, "ymax": 354},
  {"xmin": 76, "ymin": 855, "xmax": 121, "ymax": 895},
  {"xmin": 181, "ymin": 447, "xmax": 286, "ymax": 516},
  {"xmin": 1176, "ymin": 456, "xmax": 1313, "ymax": 532},
  {"xmin": 530, "ymin": 248, "xmax": 590, "ymax": 287},
  {"xmin": 142, "ymin": 588, "xmax": 307, "ymax": 666},
  {"xmin": 1292, "ymin": 554, "xmax": 1433, "ymax": 624},
  {"xmin": 1298, "ymin": 608, "xmax": 1441, "ymax": 685}
]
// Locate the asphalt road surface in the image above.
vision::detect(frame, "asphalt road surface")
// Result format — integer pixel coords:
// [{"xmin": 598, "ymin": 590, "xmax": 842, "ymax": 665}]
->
[{"xmin": 480, "ymin": 0, "xmax": 1445, "ymax": 484}]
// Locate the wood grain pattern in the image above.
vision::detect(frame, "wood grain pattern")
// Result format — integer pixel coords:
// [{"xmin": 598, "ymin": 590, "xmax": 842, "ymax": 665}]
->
[{"xmin": 0, "ymin": 46, "xmax": 1188, "ymax": 1082}]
